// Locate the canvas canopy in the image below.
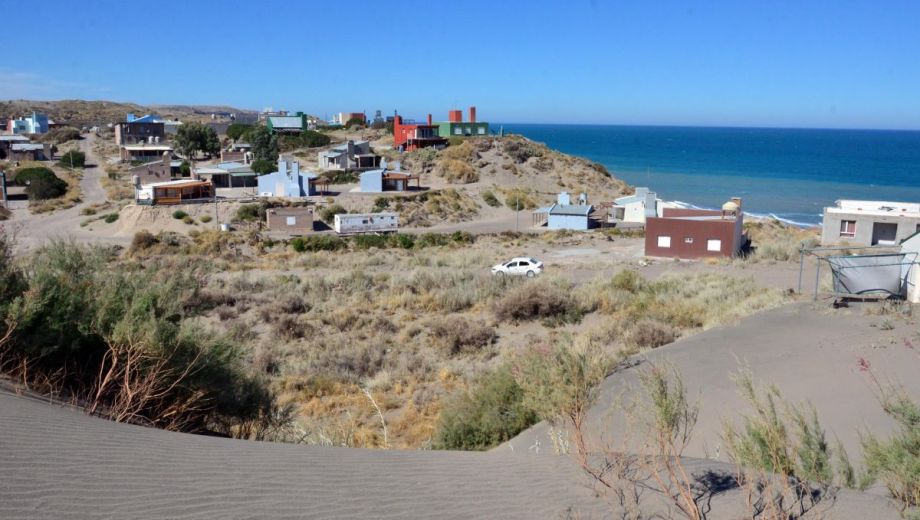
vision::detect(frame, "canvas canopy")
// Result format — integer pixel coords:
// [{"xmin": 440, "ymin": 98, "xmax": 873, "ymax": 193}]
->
[{"xmin": 825, "ymin": 253, "xmax": 917, "ymax": 297}]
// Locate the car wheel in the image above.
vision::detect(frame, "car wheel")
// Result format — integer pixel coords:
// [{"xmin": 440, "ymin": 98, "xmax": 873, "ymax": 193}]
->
[
  {"xmin": 495, "ymin": 271, "xmax": 504, "ymax": 276},
  {"xmin": 526, "ymin": 270, "xmax": 535, "ymax": 278}
]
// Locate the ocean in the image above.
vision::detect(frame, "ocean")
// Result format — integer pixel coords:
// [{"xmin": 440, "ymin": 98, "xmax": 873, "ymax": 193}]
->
[{"xmin": 501, "ymin": 124, "xmax": 920, "ymax": 226}]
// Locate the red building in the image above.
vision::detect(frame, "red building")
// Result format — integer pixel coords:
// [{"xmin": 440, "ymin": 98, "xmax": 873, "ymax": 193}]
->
[
  {"xmin": 393, "ymin": 114, "xmax": 447, "ymax": 152},
  {"xmin": 644, "ymin": 199, "xmax": 746, "ymax": 259}
]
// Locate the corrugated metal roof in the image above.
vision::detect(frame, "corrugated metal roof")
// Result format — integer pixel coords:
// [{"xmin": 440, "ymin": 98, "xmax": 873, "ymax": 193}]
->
[
  {"xmin": 0, "ymin": 135, "xmax": 29, "ymax": 142},
  {"xmin": 549, "ymin": 204, "xmax": 593, "ymax": 216},
  {"xmin": 11, "ymin": 143, "xmax": 44, "ymax": 151}
]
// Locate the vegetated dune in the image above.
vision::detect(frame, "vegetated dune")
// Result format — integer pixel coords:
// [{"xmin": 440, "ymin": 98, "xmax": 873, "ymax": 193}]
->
[
  {"xmin": 0, "ymin": 99, "xmax": 256, "ymax": 126},
  {"xmin": 0, "ymin": 379, "xmax": 900, "ymax": 520},
  {"xmin": 510, "ymin": 301, "xmax": 920, "ymax": 465}
]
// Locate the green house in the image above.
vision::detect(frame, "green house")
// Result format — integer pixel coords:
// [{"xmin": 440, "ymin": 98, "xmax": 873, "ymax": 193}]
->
[{"xmin": 437, "ymin": 121, "xmax": 490, "ymax": 138}]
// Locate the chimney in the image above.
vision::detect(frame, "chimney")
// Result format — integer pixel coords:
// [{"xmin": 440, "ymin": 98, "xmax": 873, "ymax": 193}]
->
[
  {"xmin": 292, "ymin": 161, "xmax": 300, "ymax": 176},
  {"xmin": 162, "ymin": 151, "xmax": 170, "ymax": 168},
  {"xmin": 427, "ymin": 113, "xmax": 432, "ymax": 125},
  {"xmin": 278, "ymin": 158, "xmax": 287, "ymax": 175},
  {"xmin": 469, "ymin": 106, "xmax": 476, "ymax": 123},
  {"xmin": 449, "ymin": 109, "xmax": 462, "ymax": 123},
  {"xmin": 557, "ymin": 191, "xmax": 570, "ymax": 205}
]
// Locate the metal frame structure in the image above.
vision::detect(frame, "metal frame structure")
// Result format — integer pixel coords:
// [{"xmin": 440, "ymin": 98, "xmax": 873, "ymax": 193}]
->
[{"xmin": 797, "ymin": 244, "xmax": 916, "ymax": 301}]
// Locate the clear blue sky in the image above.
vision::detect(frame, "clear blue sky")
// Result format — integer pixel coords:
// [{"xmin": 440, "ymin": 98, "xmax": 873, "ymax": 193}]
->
[{"xmin": 2, "ymin": 0, "xmax": 919, "ymax": 129}]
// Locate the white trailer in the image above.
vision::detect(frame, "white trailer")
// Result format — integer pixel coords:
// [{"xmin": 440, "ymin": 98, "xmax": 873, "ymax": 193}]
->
[{"xmin": 333, "ymin": 212, "xmax": 399, "ymax": 235}]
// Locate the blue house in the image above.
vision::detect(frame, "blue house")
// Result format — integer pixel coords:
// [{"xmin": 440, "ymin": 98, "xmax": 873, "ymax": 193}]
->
[
  {"xmin": 257, "ymin": 159, "xmax": 319, "ymax": 197},
  {"xmin": 359, "ymin": 161, "xmax": 417, "ymax": 193},
  {"xmin": 541, "ymin": 192, "xmax": 594, "ymax": 230}
]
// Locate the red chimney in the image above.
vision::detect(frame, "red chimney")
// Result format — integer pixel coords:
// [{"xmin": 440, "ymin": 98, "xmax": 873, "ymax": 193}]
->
[
  {"xmin": 449, "ymin": 109, "xmax": 462, "ymax": 123},
  {"xmin": 469, "ymin": 106, "xmax": 476, "ymax": 123},
  {"xmin": 427, "ymin": 113, "xmax": 432, "ymax": 125}
]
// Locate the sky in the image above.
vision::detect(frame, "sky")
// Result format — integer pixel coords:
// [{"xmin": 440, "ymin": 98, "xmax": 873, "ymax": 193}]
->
[{"xmin": 2, "ymin": 0, "xmax": 919, "ymax": 129}]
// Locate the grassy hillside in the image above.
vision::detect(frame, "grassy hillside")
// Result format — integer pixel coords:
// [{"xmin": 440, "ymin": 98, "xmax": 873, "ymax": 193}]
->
[{"xmin": 0, "ymin": 99, "xmax": 257, "ymax": 126}]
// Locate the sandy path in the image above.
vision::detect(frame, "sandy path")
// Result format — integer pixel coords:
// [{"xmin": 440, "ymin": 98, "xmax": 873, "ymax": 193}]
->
[
  {"xmin": 511, "ymin": 302, "xmax": 920, "ymax": 464},
  {"xmin": 5, "ymin": 134, "xmax": 131, "ymax": 250}
]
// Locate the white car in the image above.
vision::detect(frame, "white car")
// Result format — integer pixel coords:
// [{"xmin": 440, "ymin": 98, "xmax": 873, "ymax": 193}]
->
[{"xmin": 491, "ymin": 257, "xmax": 544, "ymax": 277}]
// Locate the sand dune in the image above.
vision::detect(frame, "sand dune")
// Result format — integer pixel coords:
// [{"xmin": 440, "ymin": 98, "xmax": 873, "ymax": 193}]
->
[{"xmin": 1, "ymin": 302, "xmax": 912, "ymax": 519}]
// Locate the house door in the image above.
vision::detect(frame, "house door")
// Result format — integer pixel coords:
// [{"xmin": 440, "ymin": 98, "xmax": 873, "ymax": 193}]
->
[
  {"xmin": 871, "ymin": 222, "xmax": 898, "ymax": 245},
  {"xmin": 275, "ymin": 182, "xmax": 285, "ymax": 197}
]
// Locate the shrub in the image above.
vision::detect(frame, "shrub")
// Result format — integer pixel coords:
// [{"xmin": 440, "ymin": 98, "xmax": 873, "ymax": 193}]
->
[
  {"xmin": 80, "ymin": 207, "xmax": 97, "ymax": 216},
  {"xmin": 250, "ymin": 159, "xmax": 275, "ymax": 175},
  {"xmin": 199, "ymin": 215, "xmax": 213, "ymax": 223},
  {"xmin": 628, "ymin": 319, "xmax": 679, "ymax": 349},
  {"xmin": 430, "ymin": 316, "xmax": 497, "ymax": 355},
  {"xmin": 0, "ymin": 242, "xmax": 282, "ymax": 435},
  {"xmin": 103, "ymin": 213, "xmax": 119, "ymax": 224},
  {"xmin": 290, "ymin": 235, "xmax": 346, "ymax": 252},
  {"xmin": 353, "ymin": 234, "xmax": 390, "ymax": 250},
  {"xmin": 503, "ymin": 190, "xmax": 536, "ymax": 210},
  {"xmin": 24, "ymin": 173, "xmax": 67, "ymax": 200},
  {"xmin": 57, "ymin": 150, "xmax": 86, "ymax": 168},
  {"xmin": 226, "ymin": 123, "xmax": 254, "ymax": 141},
  {"xmin": 182, "ymin": 215, "xmax": 194, "ymax": 225},
  {"xmin": 172, "ymin": 210, "xmax": 188, "ymax": 220},
  {"xmin": 373, "ymin": 197, "xmax": 390, "ymax": 212},
  {"xmin": 13, "ymin": 166, "xmax": 56, "ymax": 185},
  {"xmin": 433, "ymin": 365, "xmax": 538, "ymax": 450},
  {"xmin": 503, "ymin": 138, "xmax": 543, "ymax": 163},
  {"xmin": 481, "ymin": 190, "xmax": 501, "ymax": 207},
  {"xmin": 436, "ymin": 159, "xmax": 478, "ymax": 183},
  {"xmin": 319, "ymin": 203, "xmax": 347, "ymax": 224},
  {"xmin": 42, "ymin": 127, "xmax": 81, "ymax": 144},
  {"xmin": 861, "ymin": 380, "xmax": 920, "ymax": 512},
  {"xmin": 0, "ymin": 207, "xmax": 10, "ymax": 221},
  {"xmin": 493, "ymin": 280, "xmax": 583, "ymax": 324},
  {"xmin": 130, "ymin": 231, "xmax": 158, "ymax": 253},
  {"xmin": 235, "ymin": 203, "xmax": 266, "ymax": 222}
]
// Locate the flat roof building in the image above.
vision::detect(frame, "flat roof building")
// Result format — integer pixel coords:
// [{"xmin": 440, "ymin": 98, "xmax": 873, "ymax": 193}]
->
[
  {"xmin": 822, "ymin": 200, "xmax": 920, "ymax": 247},
  {"xmin": 645, "ymin": 199, "xmax": 745, "ymax": 259},
  {"xmin": 437, "ymin": 106, "xmax": 489, "ymax": 138}
]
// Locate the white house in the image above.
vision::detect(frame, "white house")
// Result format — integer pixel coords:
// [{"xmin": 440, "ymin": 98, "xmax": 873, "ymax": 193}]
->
[
  {"xmin": 610, "ymin": 187, "xmax": 663, "ymax": 225},
  {"xmin": 317, "ymin": 140, "xmax": 380, "ymax": 171},
  {"xmin": 822, "ymin": 200, "xmax": 920, "ymax": 246}
]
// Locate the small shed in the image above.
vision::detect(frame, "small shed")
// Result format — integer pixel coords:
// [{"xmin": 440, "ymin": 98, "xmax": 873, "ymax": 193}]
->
[
  {"xmin": 359, "ymin": 168, "xmax": 419, "ymax": 193},
  {"xmin": 266, "ymin": 207, "xmax": 313, "ymax": 234}
]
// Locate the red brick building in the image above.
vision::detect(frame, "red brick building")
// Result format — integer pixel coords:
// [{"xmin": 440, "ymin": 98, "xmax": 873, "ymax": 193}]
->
[
  {"xmin": 392, "ymin": 114, "xmax": 447, "ymax": 152},
  {"xmin": 644, "ymin": 200, "xmax": 746, "ymax": 259}
]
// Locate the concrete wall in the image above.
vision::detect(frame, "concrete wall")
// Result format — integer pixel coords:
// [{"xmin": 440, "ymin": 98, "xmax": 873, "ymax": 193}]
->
[
  {"xmin": 822, "ymin": 210, "xmax": 920, "ymax": 246},
  {"xmin": 548, "ymin": 214, "xmax": 590, "ymax": 230},
  {"xmin": 360, "ymin": 170, "xmax": 383, "ymax": 193}
]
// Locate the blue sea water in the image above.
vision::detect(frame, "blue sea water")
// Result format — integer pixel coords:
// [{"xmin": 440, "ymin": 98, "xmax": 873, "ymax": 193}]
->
[{"xmin": 501, "ymin": 124, "xmax": 920, "ymax": 226}]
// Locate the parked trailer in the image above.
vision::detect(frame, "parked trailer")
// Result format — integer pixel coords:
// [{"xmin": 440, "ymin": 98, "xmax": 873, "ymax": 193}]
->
[{"xmin": 334, "ymin": 212, "xmax": 399, "ymax": 235}]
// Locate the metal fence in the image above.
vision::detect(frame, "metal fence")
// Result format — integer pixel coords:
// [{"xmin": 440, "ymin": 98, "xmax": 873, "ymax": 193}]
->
[{"xmin": 797, "ymin": 244, "xmax": 916, "ymax": 301}]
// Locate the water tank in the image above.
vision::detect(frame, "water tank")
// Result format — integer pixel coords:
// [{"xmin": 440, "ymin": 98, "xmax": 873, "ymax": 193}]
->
[{"xmin": 722, "ymin": 201, "xmax": 739, "ymax": 212}]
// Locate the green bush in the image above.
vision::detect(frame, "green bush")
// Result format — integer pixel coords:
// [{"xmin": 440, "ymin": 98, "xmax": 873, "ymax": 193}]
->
[
  {"xmin": 434, "ymin": 366, "xmax": 538, "ymax": 450},
  {"xmin": 481, "ymin": 190, "xmax": 501, "ymax": 207},
  {"xmin": 394, "ymin": 233, "xmax": 415, "ymax": 249},
  {"xmin": 27, "ymin": 176, "xmax": 68, "ymax": 200},
  {"xmin": 278, "ymin": 131, "xmax": 331, "ymax": 151},
  {"xmin": 172, "ymin": 210, "xmax": 188, "ymax": 220},
  {"xmin": 182, "ymin": 215, "xmax": 194, "ymax": 225},
  {"xmin": 17, "ymin": 167, "xmax": 68, "ymax": 200},
  {"xmin": 373, "ymin": 197, "xmax": 391, "ymax": 211},
  {"xmin": 235, "ymin": 203, "xmax": 267, "ymax": 222},
  {"xmin": 103, "ymin": 213, "xmax": 119, "ymax": 224},
  {"xmin": 319, "ymin": 204, "xmax": 347, "ymax": 224},
  {"xmin": 353, "ymin": 234, "xmax": 390, "ymax": 250},
  {"xmin": 250, "ymin": 159, "xmax": 275, "ymax": 175},
  {"xmin": 199, "ymin": 215, "xmax": 213, "ymax": 223},
  {"xmin": 57, "ymin": 150, "xmax": 86, "ymax": 168},
  {"xmin": 226, "ymin": 123, "xmax": 254, "ymax": 141},
  {"xmin": 861, "ymin": 382, "xmax": 920, "ymax": 510},
  {"xmin": 290, "ymin": 235, "xmax": 346, "ymax": 252},
  {"xmin": 0, "ymin": 240, "xmax": 281, "ymax": 434},
  {"xmin": 130, "ymin": 231, "xmax": 158, "ymax": 253},
  {"xmin": 42, "ymin": 127, "xmax": 81, "ymax": 144},
  {"xmin": 320, "ymin": 170, "xmax": 359, "ymax": 184}
]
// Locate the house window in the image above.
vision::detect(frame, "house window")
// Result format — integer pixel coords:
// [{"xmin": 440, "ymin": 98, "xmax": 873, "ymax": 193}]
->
[
  {"xmin": 454, "ymin": 127, "xmax": 462, "ymax": 135},
  {"xmin": 707, "ymin": 239, "xmax": 722, "ymax": 252},
  {"xmin": 286, "ymin": 216, "xmax": 296, "ymax": 226},
  {"xmin": 657, "ymin": 236, "xmax": 671, "ymax": 248},
  {"xmin": 840, "ymin": 220, "xmax": 856, "ymax": 237},
  {"xmin": 684, "ymin": 237, "xmax": 694, "ymax": 244},
  {"xmin": 477, "ymin": 127, "xmax": 486, "ymax": 135}
]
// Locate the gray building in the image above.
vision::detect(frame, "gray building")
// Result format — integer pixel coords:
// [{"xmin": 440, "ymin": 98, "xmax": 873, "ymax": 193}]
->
[{"xmin": 821, "ymin": 200, "xmax": 920, "ymax": 246}]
